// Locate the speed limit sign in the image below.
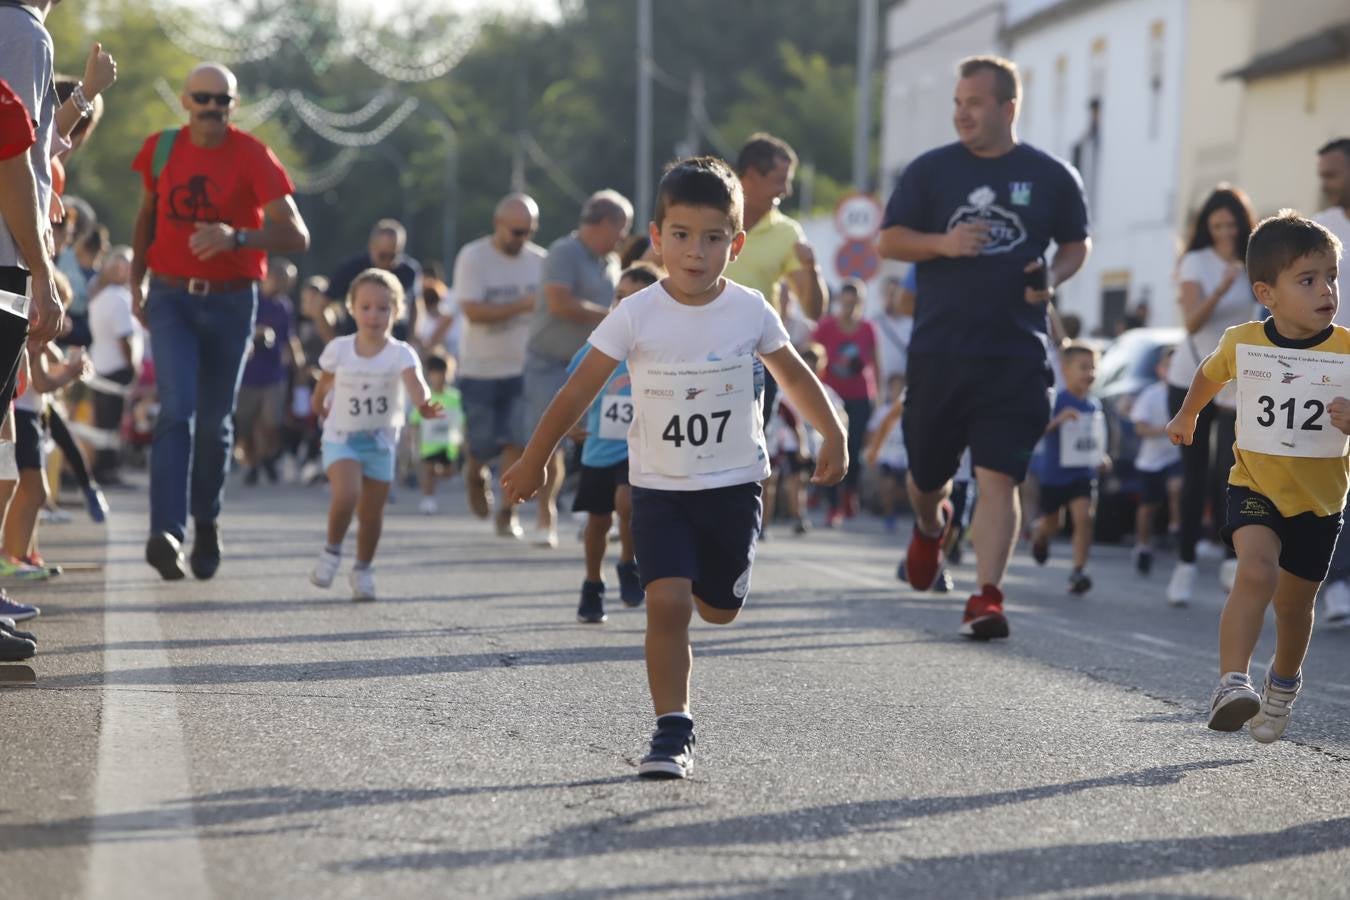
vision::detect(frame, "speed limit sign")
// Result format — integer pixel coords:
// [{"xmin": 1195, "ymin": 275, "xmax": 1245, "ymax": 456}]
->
[{"xmin": 834, "ymin": 192, "xmax": 884, "ymax": 242}]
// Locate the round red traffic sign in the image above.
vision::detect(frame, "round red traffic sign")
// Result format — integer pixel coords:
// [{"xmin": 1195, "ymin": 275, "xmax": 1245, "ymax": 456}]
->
[
  {"xmin": 835, "ymin": 239, "xmax": 879, "ymax": 281},
  {"xmin": 834, "ymin": 192, "xmax": 884, "ymax": 241}
]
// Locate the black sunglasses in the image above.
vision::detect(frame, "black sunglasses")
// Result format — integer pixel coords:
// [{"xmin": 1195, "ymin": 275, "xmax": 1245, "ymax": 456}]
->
[{"xmin": 190, "ymin": 92, "xmax": 235, "ymax": 107}]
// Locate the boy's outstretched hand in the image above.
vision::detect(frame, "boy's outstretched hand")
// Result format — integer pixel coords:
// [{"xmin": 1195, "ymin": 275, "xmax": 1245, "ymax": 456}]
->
[
  {"xmin": 1166, "ymin": 413, "xmax": 1196, "ymax": 446},
  {"xmin": 418, "ymin": 400, "xmax": 445, "ymax": 420},
  {"xmin": 501, "ymin": 459, "xmax": 546, "ymax": 505},
  {"xmin": 812, "ymin": 436, "xmax": 848, "ymax": 486},
  {"xmin": 1329, "ymin": 397, "xmax": 1350, "ymax": 434}
]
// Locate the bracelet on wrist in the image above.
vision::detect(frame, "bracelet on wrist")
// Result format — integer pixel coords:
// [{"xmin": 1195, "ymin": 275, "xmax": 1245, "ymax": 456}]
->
[{"xmin": 70, "ymin": 82, "xmax": 94, "ymax": 118}]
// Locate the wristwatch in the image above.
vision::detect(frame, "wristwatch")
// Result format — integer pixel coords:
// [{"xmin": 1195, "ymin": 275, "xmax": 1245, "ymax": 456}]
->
[{"xmin": 233, "ymin": 229, "xmax": 248, "ymax": 250}]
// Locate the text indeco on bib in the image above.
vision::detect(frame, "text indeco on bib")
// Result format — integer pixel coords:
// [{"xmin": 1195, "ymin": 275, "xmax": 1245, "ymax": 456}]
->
[{"xmin": 1235, "ymin": 344, "xmax": 1350, "ymax": 458}]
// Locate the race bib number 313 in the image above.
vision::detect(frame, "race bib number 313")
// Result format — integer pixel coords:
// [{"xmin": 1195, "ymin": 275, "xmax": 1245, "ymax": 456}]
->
[
  {"xmin": 330, "ymin": 371, "xmax": 402, "ymax": 433},
  {"xmin": 1235, "ymin": 344, "xmax": 1349, "ymax": 458}
]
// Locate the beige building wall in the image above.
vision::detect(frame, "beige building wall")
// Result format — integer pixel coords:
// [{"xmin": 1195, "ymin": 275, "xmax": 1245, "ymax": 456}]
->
[{"xmin": 1233, "ymin": 62, "xmax": 1350, "ymax": 216}]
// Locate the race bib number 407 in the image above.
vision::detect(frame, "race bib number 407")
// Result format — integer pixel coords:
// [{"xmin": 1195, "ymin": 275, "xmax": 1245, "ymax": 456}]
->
[
  {"xmin": 1236, "ymin": 344, "xmax": 1350, "ymax": 458},
  {"xmin": 631, "ymin": 357, "xmax": 762, "ymax": 476},
  {"xmin": 330, "ymin": 371, "xmax": 402, "ymax": 433}
]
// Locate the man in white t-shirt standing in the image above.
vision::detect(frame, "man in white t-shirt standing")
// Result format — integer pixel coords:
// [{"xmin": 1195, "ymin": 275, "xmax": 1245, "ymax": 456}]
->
[
  {"xmin": 439, "ymin": 194, "xmax": 545, "ymax": 537},
  {"xmin": 1312, "ymin": 138, "xmax": 1350, "ymax": 626},
  {"xmin": 871, "ymin": 270, "xmax": 915, "ymax": 383}
]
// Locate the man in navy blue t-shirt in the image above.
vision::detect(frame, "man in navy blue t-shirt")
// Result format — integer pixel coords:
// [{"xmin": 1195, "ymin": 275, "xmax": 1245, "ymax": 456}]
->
[{"xmin": 877, "ymin": 55, "xmax": 1091, "ymax": 642}]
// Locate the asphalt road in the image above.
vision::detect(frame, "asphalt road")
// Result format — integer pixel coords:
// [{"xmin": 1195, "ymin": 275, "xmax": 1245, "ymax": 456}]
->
[{"xmin": 5, "ymin": 476, "xmax": 1350, "ymax": 899}]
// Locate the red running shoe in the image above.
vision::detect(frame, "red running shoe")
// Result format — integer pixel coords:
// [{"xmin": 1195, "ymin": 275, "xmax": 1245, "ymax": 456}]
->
[
  {"xmin": 961, "ymin": 584, "xmax": 1010, "ymax": 640},
  {"xmin": 905, "ymin": 499, "xmax": 953, "ymax": 591}
]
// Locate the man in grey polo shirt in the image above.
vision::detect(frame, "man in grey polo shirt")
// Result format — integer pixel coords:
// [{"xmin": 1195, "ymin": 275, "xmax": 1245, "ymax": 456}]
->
[{"xmin": 523, "ymin": 189, "xmax": 630, "ymax": 547}]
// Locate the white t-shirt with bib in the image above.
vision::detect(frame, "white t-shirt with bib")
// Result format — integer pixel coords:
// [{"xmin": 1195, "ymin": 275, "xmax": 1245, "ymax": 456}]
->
[
  {"xmin": 1165, "ymin": 248, "xmax": 1259, "ymax": 409},
  {"xmin": 586, "ymin": 279, "xmax": 791, "ymax": 491},
  {"xmin": 1130, "ymin": 380, "xmax": 1181, "ymax": 473},
  {"xmin": 318, "ymin": 335, "xmax": 421, "ymax": 447}
]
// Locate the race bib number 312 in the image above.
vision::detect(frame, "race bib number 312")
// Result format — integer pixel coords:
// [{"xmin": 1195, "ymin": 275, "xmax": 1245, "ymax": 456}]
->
[{"xmin": 1235, "ymin": 344, "xmax": 1349, "ymax": 458}]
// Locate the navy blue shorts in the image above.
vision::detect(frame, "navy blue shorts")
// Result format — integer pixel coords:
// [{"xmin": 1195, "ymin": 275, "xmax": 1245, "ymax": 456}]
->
[
  {"xmin": 1221, "ymin": 485, "xmax": 1342, "ymax": 583},
  {"xmin": 1038, "ymin": 478, "xmax": 1095, "ymax": 516},
  {"xmin": 903, "ymin": 353, "xmax": 1052, "ymax": 491},
  {"xmin": 631, "ymin": 482, "xmax": 762, "ymax": 610},
  {"xmin": 1138, "ymin": 462, "xmax": 1182, "ymax": 505},
  {"xmin": 572, "ymin": 460, "xmax": 630, "ymax": 515}
]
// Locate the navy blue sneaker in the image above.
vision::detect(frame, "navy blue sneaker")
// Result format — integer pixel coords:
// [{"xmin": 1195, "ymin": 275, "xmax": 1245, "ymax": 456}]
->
[
  {"xmin": 617, "ymin": 561, "xmax": 644, "ymax": 608},
  {"xmin": 84, "ymin": 486, "xmax": 108, "ymax": 524},
  {"xmin": 577, "ymin": 581, "xmax": 607, "ymax": 623},
  {"xmin": 639, "ymin": 715, "xmax": 696, "ymax": 779},
  {"xmin": 0, "ymin": 591, "xmax": 40, "ymax": 622}
]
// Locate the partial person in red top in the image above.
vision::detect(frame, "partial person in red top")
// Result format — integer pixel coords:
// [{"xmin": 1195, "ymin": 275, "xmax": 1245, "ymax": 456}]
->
[
  {"xmin": 810, "ymin": 278, "xmax": 877, "ymax": 523},
  {"xmin": 129, "ymin": 61, "xmax": 309, "ymax": 583}
]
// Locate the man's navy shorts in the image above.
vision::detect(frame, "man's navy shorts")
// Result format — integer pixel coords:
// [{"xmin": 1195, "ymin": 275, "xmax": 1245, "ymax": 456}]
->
[
  {"xmin": 1221, "ymin": 485, "xmax": 1342, "ymax": 583},
  {"xmin": 631, "ymin": 482, "xmax": 762, "ymax": 610},
  {"xmin": 903, "ymin": 352, "xmax": 1052, "ymax": 491}
]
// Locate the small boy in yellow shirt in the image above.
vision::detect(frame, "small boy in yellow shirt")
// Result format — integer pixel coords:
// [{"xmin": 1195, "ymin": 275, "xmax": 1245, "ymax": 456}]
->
[{"xmin": 1167, "ymin": 210, "xmax": 1345, "ymax": 742}]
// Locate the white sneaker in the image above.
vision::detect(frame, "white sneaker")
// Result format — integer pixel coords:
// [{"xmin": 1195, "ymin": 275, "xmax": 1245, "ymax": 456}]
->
[
  {"xmin": 418, "ymin": 496, "xmax": 438, "ymax": 515},
  {"xmin": 40, "ymin": 507, "xmax": 73, "ymax": 524},
  {"xmin": 1195, "ymin": 539, "xmax": 1225, "ymax": 561},
  {"xmin": 1250, "ymin": 660, "xmax": 1301, "ymax": 743},
  {"xmin": 349, "ymin": 566, "xmax": 376, "ymax": 602},
  {"xmin": 1323, "ymin": 580, "xmax": 1350, "ymax": 629},
  {"xmin": 534, "ymin": 526, "xmax": 559, "ymax": 549},
  {"xmin": 1166, "ymin": 562, "xmax": 1197, "ymax": 606},
  {"xmin": 310, "ymin": 548, "xmax": 341, "ymax": 588},
  {"xmin": 1207, "ymin": 672, "xmax": 1261, "ymax": 732},
  {"xmin": 1219, "ymin": 558, "xmax": 1238, "ymax": 593}
]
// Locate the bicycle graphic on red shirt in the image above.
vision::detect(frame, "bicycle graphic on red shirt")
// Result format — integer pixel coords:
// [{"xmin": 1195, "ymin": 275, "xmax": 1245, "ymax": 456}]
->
[{"xmin": 167, "ymin": 175, "xmax": 222, "ymax": 224}]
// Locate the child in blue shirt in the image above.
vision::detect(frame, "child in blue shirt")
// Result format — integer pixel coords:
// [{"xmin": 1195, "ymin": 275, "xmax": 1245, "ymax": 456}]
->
[
  {"xmin": 566, "ymin": 263, "xmax": 661, "ymax": 623},
  {"xmin": 1030, "ymin": 343, "xmax": 1107, "ymax": 595}
]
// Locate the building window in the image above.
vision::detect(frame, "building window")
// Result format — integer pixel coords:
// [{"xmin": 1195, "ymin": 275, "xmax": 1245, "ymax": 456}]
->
[{"xmin": 1148, "ymin": 20, "xmax": 1165, "ymax": 139}]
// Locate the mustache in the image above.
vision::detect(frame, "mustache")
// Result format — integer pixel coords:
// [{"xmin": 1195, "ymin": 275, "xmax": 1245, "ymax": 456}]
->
[{"xmin": 197, "ymin": 110, "xmax": 225, "ymax": 121}]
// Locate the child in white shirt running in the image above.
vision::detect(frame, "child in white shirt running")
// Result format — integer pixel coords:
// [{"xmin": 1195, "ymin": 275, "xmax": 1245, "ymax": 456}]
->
[
  {"xmin": 503, "ymin": 157, "xmax": 847, "ymax": 780},
  {"xmin": 309, "ymin": 269, "xmax": 442, "ymax": 601}
]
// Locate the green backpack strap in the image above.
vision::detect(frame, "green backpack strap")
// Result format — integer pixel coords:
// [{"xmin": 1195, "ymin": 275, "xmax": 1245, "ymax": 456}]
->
[{"xmin": 150, "ymin": 128, "xmax": 179, "ymax": 182}]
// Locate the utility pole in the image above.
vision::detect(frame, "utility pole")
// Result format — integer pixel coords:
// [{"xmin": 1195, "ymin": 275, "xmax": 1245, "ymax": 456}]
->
[
  {"xmin": 853, "ymin": 0, "xmax": 878, "ymax": 191},
  {"xmin": 636, "ymin": 0, "xmax": 653, "ymax": 224}
]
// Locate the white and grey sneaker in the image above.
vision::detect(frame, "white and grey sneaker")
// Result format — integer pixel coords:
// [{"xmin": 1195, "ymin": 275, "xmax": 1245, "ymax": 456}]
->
[
  {"xmin": 1323, "ymin": 579, "xmax": 1350, "ymax": 629},
  {"xmin": 1208, "ymin": 672, "xmax": 1261, "ymax": 732},
  {"xmin": 1167, "ymin": 562, "xmax": 1197, "ymax": 606},
  {"xmin": 349, "ymin": 566, "xmax": 376, "ymax": 602},
  {"xmin": 534, "ymin": 525, "xmax": 559, "ymax": 549},
  {"xmin": 310, "ymin": 548, "xmax": 341, "ymax": 588},
  {"xmin": 1250, "ymin": 661, "xmax": 1302, "ymax": 744}
]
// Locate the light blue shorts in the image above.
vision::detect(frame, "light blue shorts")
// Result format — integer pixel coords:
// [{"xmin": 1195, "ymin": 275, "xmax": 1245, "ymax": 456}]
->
[{"xmin": 322, "ymin": 433, "xmax": 396, "ymax": 482}]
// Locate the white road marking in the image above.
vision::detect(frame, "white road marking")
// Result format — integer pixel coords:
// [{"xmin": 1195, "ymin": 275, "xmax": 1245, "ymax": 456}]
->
[{"xmin": 86, "ymin": 514, "xmax": 211, "ymax": 900}]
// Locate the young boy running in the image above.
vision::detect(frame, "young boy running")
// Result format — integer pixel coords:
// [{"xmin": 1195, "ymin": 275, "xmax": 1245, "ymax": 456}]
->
[
  {"xmin": 1031, "ymin": 343, "xmax": 1106, "ymax": 595},
  {"xmin": 503, "ymin": 157, "xmax": 847, "ymax": 779},
  {"xmin": 1130, "ymin": 347, "xmax": 1182, "ymax": 579},
  {"xmin": 310, "ymin": 269, "xmax": 442, "ymax": 601},
  {"xmin": 412, "ymin": 354, "xmax": 464, "ymax": 515},
  {"xmin": 568, "ymin": 262, "xmax": 660, "ymax": 623},
  {"xmin": 1167, "ymin": 211, "xmax": 1344, "ymax": 742}
]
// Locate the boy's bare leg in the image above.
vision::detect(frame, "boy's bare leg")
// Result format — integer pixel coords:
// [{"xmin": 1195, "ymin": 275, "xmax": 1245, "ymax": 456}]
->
[
  {"xmin": 1069, "ymin": 496, "xmax": 1093, "ymax": 570},
  {"xmin": 3, "ymin": 470, "xmax": 45, "ymax": 559},
  {"xmin": 645, "ymin": 578, "xmax": 696, "ymax": 716},
  {"xmin": 1136, "ymin": 501, "xmax": 1156, "ymax": 548},
  {"xmin": 882, "ymin": 474, "xmax": 899, "ymax": 519},
  {"xmin": 584, "ymin": 512, "xmax": 612, "ymax": 582},
  {"xmin": 762, "ymin": 472, "xmax": 778, "ymax": 525},
  {"xmin": 615, "ymin": 484, "xmax": 635, "ymax": 564},
  {"xmin": 325, "ymin": 461, "xmax": 361, "ymax": 548},
  {"xmin": 419, "ymin": 460, "xmax": 436, "ymax": 498},
  {"xmin": 1271, "ymin": 569, "xmax": 1320, "ymax": 680},
  {"xmin": 1218, "ymin": 525, "xmax": 1281, "ymax": 675},
  {"xmin": 972, "ymin": 467, "xmax": 1019, "ymax": 588},
  {"xmin": 355, "ymin": 477, "xmax": 391, "ymax": 564}
]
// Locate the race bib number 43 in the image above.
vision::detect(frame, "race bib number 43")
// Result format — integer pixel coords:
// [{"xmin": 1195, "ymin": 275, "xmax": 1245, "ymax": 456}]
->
[
  {"xmin": 1236, "ymin": 344, "xmax": 1349, "ymax": 458},
  {"xmin": 598, "ymin": 394, "xmax": 633, "ymax": 441},
  {"xmin": 330, "ymin": 371, "xmax": 402, "ymax": 432},
  {"xmin": 632, "ymin": 357, "xmax": 762, "ymax": 476}
]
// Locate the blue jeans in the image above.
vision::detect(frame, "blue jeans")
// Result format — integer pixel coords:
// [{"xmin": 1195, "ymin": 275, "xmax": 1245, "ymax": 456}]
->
[{"xmin": 147, "ymin": 282, "xmax": 257, "ymax": 541}]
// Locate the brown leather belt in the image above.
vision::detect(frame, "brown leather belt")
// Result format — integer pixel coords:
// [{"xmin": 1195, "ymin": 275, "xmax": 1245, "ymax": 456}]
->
[{"xmin": 151, "ymin": 274, "xmax": 257, "ymax": 296}]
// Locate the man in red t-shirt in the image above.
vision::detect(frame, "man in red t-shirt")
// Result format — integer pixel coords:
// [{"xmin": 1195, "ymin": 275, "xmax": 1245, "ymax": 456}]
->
[{"xmin": 130, "ymin": 62, "xmax": 309, "ymax": 582}]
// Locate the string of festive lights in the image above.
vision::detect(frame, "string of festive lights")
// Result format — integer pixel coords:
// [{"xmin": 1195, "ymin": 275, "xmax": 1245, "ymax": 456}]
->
[
  {"xmin": 288, "ymin": 147, "xmax": 362, "ymax": 194},
  {"xmin": 287, "ymin": 92, "xmax": 420, "ymax": 147}
]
